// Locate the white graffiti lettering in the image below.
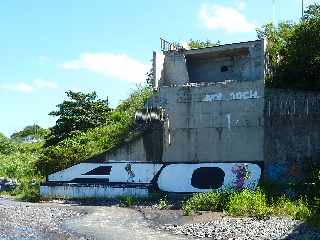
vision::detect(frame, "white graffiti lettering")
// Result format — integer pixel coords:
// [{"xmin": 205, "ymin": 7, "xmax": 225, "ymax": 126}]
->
[
  {"xmin": 202, "ymin": 93, "xmax": 223, "ymax": 102},
  {"xmin": 203, "ymin": 90, "xmax": 260, "ymax": 102}
]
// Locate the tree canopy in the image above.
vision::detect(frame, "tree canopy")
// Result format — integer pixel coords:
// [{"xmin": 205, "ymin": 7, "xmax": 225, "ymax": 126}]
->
[
  {"xmin": 45, "ymin": 91, "xmax": 111, "ymax": 146},
  {"xmin": 40, "ymin": 86, "xmax": 152, "ymax": 174},
  {"xmin": 11, "ymin": 125, "xmax": 49, "ymax": 142},
  {"xmin": 258, "ymin": 3, "xmax": 320, "ymax": 90},
  {"xmin": 0, "ymin": 133, "xmax": 15, "ymax": 155}
]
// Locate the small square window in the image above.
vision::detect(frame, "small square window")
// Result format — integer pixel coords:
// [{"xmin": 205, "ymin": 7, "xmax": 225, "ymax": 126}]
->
[{"xmin": 221, "ymin": 66, "xmax": 228, "ymax": 72}]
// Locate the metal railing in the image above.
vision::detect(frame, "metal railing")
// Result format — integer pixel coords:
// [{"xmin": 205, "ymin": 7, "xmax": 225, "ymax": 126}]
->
[{"xmin": 160, "ymin": 38, "xmax": 182, "ymax": 51}]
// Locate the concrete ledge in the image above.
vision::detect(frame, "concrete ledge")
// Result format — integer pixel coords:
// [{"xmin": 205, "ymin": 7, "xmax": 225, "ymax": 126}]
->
[{"xmin": 40, "ymin": 183, "xmax": 149, "ymax": 199}]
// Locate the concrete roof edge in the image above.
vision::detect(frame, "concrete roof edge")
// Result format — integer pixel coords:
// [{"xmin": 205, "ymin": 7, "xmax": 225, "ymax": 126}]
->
[{"xmin": 184, "ymin": 39, "xmax": 263, "ymax": 56}]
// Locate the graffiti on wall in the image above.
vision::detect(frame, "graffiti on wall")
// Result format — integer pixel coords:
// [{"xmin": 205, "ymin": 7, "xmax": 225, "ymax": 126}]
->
[
  {"xmin": 266, "ymin": 160, "xmax": 305, "ymax": 183},
  {"xmin": 43, "ymin": 162, "xmax": 262, "ymax": 198},
  {"xmin": 231, "ymin": 164, "xmax": 251, "ymax": 190},
  {"xmin": 202, "ymin": 90, "xmax": 260, "ymax": 102}
]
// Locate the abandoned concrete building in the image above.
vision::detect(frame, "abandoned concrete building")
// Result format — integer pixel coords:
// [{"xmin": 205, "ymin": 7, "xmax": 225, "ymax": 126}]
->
[{"xmin": 40, "ymin": 39, "xmax": 320, "ymax": 198}]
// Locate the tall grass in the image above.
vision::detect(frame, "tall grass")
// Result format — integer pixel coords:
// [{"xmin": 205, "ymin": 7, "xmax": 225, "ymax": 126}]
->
[
  {"xmin": 182, "ymin": 188, "xmax": 311, "ymax": 221},
  {"xmin": 272, "ymin": 196, "xmax": 311, "ymax": 220},
  {"xmin": 227, "ymin": 189, "xmax": 270, "ymax": 218},
  {"xmin": 182, "ymin": 192, "xmax": 229, "ymax": 215}
]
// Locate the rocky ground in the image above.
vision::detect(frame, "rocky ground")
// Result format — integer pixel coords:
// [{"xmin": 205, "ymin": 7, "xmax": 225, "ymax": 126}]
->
[
  {"xmin": 162, "ymin": 216, "xmax": 320, "ymax": 240},
  {"xmin": 0, "ymin": 197, "xmax": 91, "ymax": 240},
  {"xmin": 0, "ymin": 197, "xmax": 320, "ymax": 240}
]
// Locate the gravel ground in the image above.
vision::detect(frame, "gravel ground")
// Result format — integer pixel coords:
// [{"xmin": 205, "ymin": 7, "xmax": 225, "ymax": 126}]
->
[
  {"xmin": 162, "ymin": 216, "xmax": 320, "ymax": 240},
  {"xmin": 0, "ymin": 197, "xmax": 91, "ymax": 240},
  {"xmin": 1, "ymin": 196, "xmax": 320, "ymax": 240}
]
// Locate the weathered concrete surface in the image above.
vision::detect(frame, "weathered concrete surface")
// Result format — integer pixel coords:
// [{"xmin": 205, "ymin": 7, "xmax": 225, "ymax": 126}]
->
[
  {"xmin": 158, "ymin": 80, "xmax": 264, "ymax": 163},
  {"xmin": 104, "ymin": 137, "xmax": 147, "ymax": 162},
  {"xmin": 40, "ymin": 184, "xmax": 149, "ymax": 199},
  {"xmin": 161, "ymin": 51, "xmax": 190, "ymax": 87},
  {"xmin": 264, "ymin": 89, "xmax": 320, "ymax": 182}
]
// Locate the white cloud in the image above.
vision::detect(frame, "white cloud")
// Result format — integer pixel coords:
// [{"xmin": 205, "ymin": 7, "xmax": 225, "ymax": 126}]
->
[
  {"xmin": 0, "ymin": 82, "xmax": 33, "ymax": 93},
  {"xmin": 33, "ymin": 78, "xmax": 58, "ymax": 89},
  {"xmin": 0, "ymin": 78, "xmax": 58, "ymax": 94},
  {"xmin": 61, "ymin": 53, "xmax": 149, "ymax": 84},
  {"xmin": 199, "ymin": 3, "xmax": 256, "ymax": 34}
]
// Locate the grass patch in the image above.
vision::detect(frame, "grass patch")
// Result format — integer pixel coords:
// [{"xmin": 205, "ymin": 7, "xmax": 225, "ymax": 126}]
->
[
  {"xmin": 182, "ymin": 191, "xmax": 229, "ymax": 215},
  {"xmin": 158, "ymin": 197, "xmax": 170, "ymax": 210},
  {"xmin": 182, "ymin": 188, "xmax": 312, "ymax": 221},
  {"xmin": 117, "ymin": 195, "xmax": 137, "ymax": 207},
  {"xmin": 272, "ymin": 196, "xmax": 311, "ymax": 220},
  {"xmin": 227, "ymin": 188, "xmax": 271, "ymax": 218}
]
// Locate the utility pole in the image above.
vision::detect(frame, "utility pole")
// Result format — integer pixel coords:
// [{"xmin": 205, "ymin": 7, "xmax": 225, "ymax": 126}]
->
[{"xmin": 302, "ymin": 0, "xmax": 304, "ymax": 19}]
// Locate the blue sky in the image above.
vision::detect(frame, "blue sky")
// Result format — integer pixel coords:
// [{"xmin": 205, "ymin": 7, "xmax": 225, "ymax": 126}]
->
[{"xmin": 0, "ymin": 0, "xmax": 318, "ymax": 136}]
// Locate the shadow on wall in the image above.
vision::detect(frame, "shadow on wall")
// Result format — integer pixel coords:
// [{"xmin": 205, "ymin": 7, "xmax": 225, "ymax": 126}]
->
[
  {"xmin": 265, "ymin": 154, "xmax": 320, "ymax": 184},
  {"xmin": 135, "ymin": 109, "xmax": 165, "ymax": 163}
]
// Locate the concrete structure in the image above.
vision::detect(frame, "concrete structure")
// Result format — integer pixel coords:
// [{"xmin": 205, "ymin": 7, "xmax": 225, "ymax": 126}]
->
[
  {"xmin": 102, "ymin": 40, "xmax": 266, "ymax": 165},
  {"xmin": 41, "ymin": 39, "xmax": 320, "ymax": 198}
]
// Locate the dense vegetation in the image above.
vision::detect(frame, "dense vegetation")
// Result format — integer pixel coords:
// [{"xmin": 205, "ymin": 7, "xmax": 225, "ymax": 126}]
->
[
  {"xmin": 0, "ymin": 86, "xmax": 152, "ymax": 201},
  {"xmin": 182, "ymin": 189, "xmax": 312, "ymax": 221},
  {"xmin": 10, "ymin": 125, "xmax": 49, "ymax": 142},
  {"xmin": 258, "ymin": 3, "xmax": 320, "ymax": 90},
  {"xmin": 45, "ymin": 91, "xmax": 112, "ymax": 146}
]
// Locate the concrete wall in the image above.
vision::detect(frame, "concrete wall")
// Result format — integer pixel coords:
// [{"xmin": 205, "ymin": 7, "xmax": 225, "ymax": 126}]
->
[
  {"xmin": 152, "ymin": 51, "xmax": 164, "ymax": 89},
  {"xmin": 264, "ymin": 89, "xmax": 320, "ymax": 182},
  {"xmin": 160, "ymin": 51, "xmax": 189, "ymax": 86},
  {"xmin": 102, "ymin": 126, "xmax": 164, "ymax": 163},
  {"xmin": 150, "ymin": 80, "xmax": 265, "ymax": 163},
  {"xmin": 104, "ymin": 137, "xmax": 147, "ymax": 162}
]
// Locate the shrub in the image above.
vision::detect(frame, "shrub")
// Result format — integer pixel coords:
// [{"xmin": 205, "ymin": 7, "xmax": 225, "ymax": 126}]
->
[
  {"xmin": 227, "ymin": 188, "xmax": 271, "ymax": 218},
  {"xmin": 0, "ymin": 150, "xmax": 44, "ymax": 202},
  {"xmin": 158, "ymin": 198, "xmax": 169, "ymax": 210},
  {"xmin": 182, "ymin": 192, "xmax": 229, "ymax": 215},
  {"xmin": 118, "ymin": 195, "xmax": 136, "ymax": 207},
  {"xmin": 272, "ymin": 196, "xmax": 311, "ymax": 220},
  {"xmin": 14, "ymin": 177, "xmax": 42, "ymax": 202}
]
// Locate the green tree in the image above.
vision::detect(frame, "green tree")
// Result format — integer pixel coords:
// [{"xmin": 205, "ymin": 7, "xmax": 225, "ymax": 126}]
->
[
  {"xmin": 257, "ymin": 4, "xmax": 320, "ymax": 90},
  {"xmin": 39, "ymin": 86, "xmax": 152, "ymax": 174},
  {"xmin": 303, "ymin": 3, "xmax": 320, "ymax": 20},
  {"xmin": 257, "ymin": 22, "xmax": 295, "ymax": 86},
  {"xmin": 45, "ymin": 91, "xmax": 111, "ymax": 146},
  {"xmin": 11, "ymin": 124, "xmax": 49, "ymax": 142},
  {"xmin": 0, "ymin": 132, "xmax": 15, "ymax": 155}
]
